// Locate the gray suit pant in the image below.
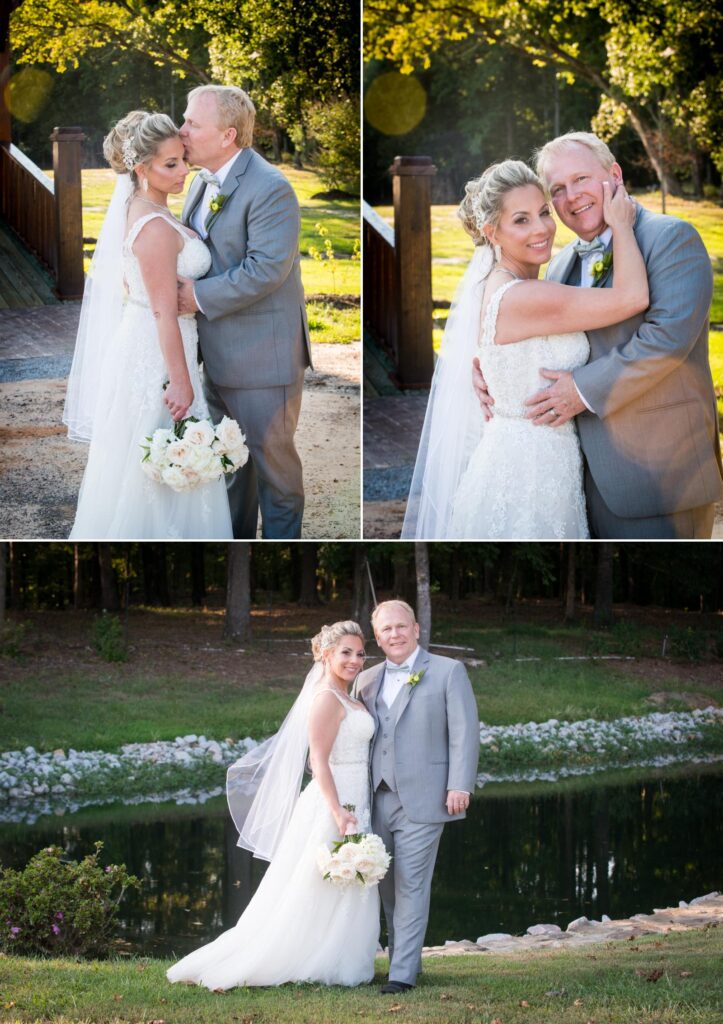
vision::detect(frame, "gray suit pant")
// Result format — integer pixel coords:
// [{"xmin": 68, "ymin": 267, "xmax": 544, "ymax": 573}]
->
[
  {"xmin": 203, "ymin": 371, "xmax": 305, "ymax": 539},
  {"xmin": 585, "ymin": 466, "xmax": 714, "ymax": 539},
  {"xmin": 372, "ymin": 787, "xmax": 444, "ymax": 986}
]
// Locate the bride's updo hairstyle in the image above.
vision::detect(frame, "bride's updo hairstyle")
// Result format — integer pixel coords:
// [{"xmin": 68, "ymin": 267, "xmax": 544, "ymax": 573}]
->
[
  {"xmin": 103, "ymin": 110, "xmax": 179, "ymax": 189},
  {"xmin": 458, "ymin": 159, "xmax": 542, "ymax": 246},
  {"xmin": 311, "ymin": 621, "xmax": 365, "ymax": 662}
]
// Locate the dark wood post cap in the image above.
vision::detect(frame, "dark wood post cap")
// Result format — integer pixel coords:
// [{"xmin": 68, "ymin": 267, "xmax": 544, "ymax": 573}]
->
[
  {"xmin": 389, "ymin": 155, "xmax": 437, "ymax": 177},
  {"xmin": 50, "ymin": 127, "xmax": 86, "ymax": 142}
]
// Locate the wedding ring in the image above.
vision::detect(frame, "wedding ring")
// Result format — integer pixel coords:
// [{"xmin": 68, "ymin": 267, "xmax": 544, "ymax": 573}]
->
[{"xmin": 549, "ymin": 408, "xmax": 557, "ymax": 416}]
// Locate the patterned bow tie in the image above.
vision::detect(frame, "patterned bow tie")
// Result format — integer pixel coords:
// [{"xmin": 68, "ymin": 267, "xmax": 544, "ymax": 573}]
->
[
  {"xmin": 573, "ymin": 236, "xmax": 606, "ymax": 257},
  {"xmin": 385, "ymin": 661, "xmax": 410, "ymax": 673},
  {"xmin": 198, "ymin": 169, "xmax": 220, "ymax": 187}
]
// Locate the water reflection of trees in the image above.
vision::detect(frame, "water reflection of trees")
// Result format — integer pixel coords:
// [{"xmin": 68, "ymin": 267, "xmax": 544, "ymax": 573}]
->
[{"xmin": 3, "ymin": 772, "xmax": 721, "ymax": 953}]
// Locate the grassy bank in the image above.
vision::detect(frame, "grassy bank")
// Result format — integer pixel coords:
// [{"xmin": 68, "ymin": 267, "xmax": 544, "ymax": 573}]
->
[
  {"xmin": 2, "ymin": 607, "xmax": 721, "ymax": 754},
  {"xmin": 2, "ymin": 928, "xmax": 722, "ymax": 1023},
  {"xmin": 66, "ymin": 165, "xmax": 360, "ymax": 345}
]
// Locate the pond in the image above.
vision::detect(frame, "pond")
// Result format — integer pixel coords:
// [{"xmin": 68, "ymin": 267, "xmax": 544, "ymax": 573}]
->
[{"xmin": 1, "ymin": 763, "xmax": 721, "ymax": 958}]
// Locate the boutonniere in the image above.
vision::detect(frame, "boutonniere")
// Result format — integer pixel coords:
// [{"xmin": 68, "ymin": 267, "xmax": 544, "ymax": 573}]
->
[
  {"xmin": 208, "ymin": 193, "xmax": 227, "ymax": 216},
  {"xmin": 591, "ymin": 252, "xmax": 612, "ymax": 287},
  {"xmin": 407, "ymin": 669, "xmax": 426, "ymax": 688}
]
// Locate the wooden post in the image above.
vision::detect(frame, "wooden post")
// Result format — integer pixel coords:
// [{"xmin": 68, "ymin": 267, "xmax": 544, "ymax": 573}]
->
[
  {"xmin": 50, "ymin": 126, "xmax": 85, "ymax": 299},
  {"xmin": 390, "ymin": 155, "xmax": 436, "ymax": 387}
]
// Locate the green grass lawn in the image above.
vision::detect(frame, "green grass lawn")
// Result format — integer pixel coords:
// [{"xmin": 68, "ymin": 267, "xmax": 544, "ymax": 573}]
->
[
  {"xmin": 53, "ymin": 164, "xmax": 360, "ymax": 344},
  {"xmin": 2, "ymin": 928, "xmax": 721, "ymax": 1023},
  {"xmin": 2, "ymin": 607, "xmax": 721, "ymax": 753},
  {"xmin": 377, "ymin": 191, "xmax": 723, "ymax": 422}
]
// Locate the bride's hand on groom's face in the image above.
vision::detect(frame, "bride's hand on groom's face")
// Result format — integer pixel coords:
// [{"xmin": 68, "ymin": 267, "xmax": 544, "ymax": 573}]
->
[
  {"xmin": 525, "ymin": 370, "xmax": 585, "ymax": 427},
  {"xmin": 472, "ymin": 357, "xmax": 494, "ymax": 421}
]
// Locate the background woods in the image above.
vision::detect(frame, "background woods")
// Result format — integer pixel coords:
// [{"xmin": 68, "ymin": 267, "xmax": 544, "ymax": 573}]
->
[
  {"xmin": 364, "ymin": 0, "xmax": 723, "ymax": 203},
  {"xmin": 7, "ymin": 0, "xmax": 359, "ymax": 192},
  {"xmin": 2, "ymin": 542, "xmax": 722, "ymax": 631}
]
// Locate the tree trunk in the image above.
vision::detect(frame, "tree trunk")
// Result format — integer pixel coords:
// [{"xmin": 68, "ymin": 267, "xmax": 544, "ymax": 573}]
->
[
  {"xmin": 297, "ymin": 543, "xmax": 320, "ymax": 606},
  {"xmin": 593, "ymin": 543, "xmax": 615, "ymax": 629},
  {"xmin": 73, "ymin": 544, "xmax": 83, "ymax": 611},
  {"xmin": 0, "ymin": 542, "xmax": 6, "ymax": 630},
  {"xmin": 352, "ymin": 546, "xmax": 372, "ymax": 636},
  {"xmin": 564, "ymin": 543, "xmax": 577, "ymax": 623},
  {"xmin": 142, "ymin": 545, "xmax": 170, "ymax": 606},
  {"xmin": 225, "ymin": 543, "xmax": 251, "ymax": 643},
  {"xmin": 415, "ymin": 542, "xmax": 431, "ymax": 649},
  {"xmin": 392, "ymin": 546, "xmax": 413, "ymax": 604},
  {"xmin": 191, "ymin": 544, "xmax": 206, "ymax": 606},
  {"xmin": 97, "ymin": 544, "xmax": 118, "ymax": 611}
]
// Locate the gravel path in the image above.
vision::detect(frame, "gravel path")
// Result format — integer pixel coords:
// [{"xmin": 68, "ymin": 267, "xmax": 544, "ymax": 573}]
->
[{"xmin": 0, "ymin": 301, "xmax": 359, "ymax": 539}]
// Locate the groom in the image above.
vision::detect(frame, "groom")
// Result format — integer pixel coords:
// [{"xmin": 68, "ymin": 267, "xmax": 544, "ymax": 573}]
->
[
  {"xmin": 178, "ymin": 85, "xmax": 312, "ymax": 539},
  {"xmin": 355, "ymin": 600, "xmax": 479, "ymax": 994},
  {"xmin": 474, "ymin": 131, "xmax": 722, "ymax": 538}
]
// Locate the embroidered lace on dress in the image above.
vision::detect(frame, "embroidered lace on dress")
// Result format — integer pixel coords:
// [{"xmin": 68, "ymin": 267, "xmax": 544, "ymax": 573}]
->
[{"xmin": 450, "ymin": 278, "xmax": 590, "ymax": 538}]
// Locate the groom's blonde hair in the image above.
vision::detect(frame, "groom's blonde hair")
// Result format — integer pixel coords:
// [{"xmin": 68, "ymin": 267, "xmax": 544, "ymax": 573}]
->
[
  {"xmin": 371, "ymin": 600, "xmax": 417, "ymax": 628},
  {"xmin": 534, "ymin": 131, "xmax": 616, "ymax": 185},
  {"xmin": 187, "ymin": 85, "xmax": 256, "ymax": 148}
]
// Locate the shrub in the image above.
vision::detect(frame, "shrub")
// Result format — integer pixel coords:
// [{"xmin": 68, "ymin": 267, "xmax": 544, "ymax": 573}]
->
[
  {"xmin": 306, "ymin": 95, "xmax": 360, "ymax": 194},
  {"xmin": 0, "ymin": 620, "xmax": 27, "ymax": 658},
  {"xmin": 93, "ymin": 611, "xmax": 127, "ymax": 662},
  {"xmin": 666, "ymin": 625, "xmax": 706, "ymax": 662},
  {"xmin": 0, "ymin": 842, "xmax": 140, "ymax": 958}
]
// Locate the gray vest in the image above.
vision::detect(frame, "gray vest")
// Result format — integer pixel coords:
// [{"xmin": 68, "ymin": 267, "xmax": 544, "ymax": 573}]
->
[{"xmin": 371, "ymin": 682, "xmax": 405, "ymax": 791}]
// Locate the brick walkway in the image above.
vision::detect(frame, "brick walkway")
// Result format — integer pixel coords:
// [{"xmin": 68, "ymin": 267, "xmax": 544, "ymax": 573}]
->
[
  {"xmin": 0, "ymin": 303, "xmax": 79, "ymax": 380},
  {"xmin": 0, "ymin": 304, "xmax": 360, "ymax": 539}
]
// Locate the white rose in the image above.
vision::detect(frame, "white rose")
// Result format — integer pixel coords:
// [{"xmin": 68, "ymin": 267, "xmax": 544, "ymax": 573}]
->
[
  {"xmin": 214, "ymin": 416, "xmax": 245, "ymax": 454},
  {"xmin": 141, "ymin": 460, "xmax": 162, "ymax": 483},
  {"xmin": 227, "ymin": 443, "xmax": 249, "ymax": 471},
  {"xmin": 186, "ymin": 446, "xmax": 221, "ymax": 480},
  {"xmin": 149, "ymin": 428, "xmax": 174, "ymax": 465},
  {"xmin": 183, "ymin": 419, "xmax": 215, "ymax": 447},
  {"xmin": 166, "ymin": 439, "xmax": 194, "ymax": 466},
  {"xmin": 161, "ymin": 465, "xmax": 189, "ymax": 492},
  {"xmin": 316, "ymin": 846, "xmax": 332, "ymax": 875},
  {"xmin": 336, "ymin": 842, "xmax": 358, "ymax": 863}
]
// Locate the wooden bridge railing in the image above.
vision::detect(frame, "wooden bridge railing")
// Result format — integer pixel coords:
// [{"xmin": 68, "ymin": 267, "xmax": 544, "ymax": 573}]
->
[
  {"xmin": 362, "ymin": 155, "xmax": 436, "ymax": 387},
  {"xmin": 0, "ymin": 126, "xmax": 85, "ymax": 299}
]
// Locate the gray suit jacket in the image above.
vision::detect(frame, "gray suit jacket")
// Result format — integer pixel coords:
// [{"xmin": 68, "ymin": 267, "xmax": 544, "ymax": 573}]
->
[
  {"xmin": 547, "ymin": 205, "xmax": 722, "ymax": 518},
  {"xmin": 355, "ymin": 649, "xmax": 479, "ymax": 825},
  {"xmin": 182, "ymin": 148, "xmax": 312, "ymax": 390}
]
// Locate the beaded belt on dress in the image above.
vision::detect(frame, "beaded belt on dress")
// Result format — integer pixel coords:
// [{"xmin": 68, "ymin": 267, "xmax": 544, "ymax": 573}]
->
[{"xmin": 125, "ymin": 296, "xmax": 195, "ymax": 319}]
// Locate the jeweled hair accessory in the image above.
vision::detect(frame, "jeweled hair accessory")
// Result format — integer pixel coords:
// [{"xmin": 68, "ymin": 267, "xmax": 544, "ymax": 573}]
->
[
  {"xmin": 470, "ymin": 188, "xmax": 487, "ymax": 232},
  {"xmin": 122, "ymin": 137, "xmax": 139, "ymax": 171}
]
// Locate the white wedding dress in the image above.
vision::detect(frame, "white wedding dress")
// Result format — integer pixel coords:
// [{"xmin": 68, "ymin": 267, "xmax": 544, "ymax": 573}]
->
[
  {"xmin": 69, "ymin": 212, "xmax": 232, "ymax": 539},
  {"xmin": 166, "ymin": 690, "xmax": 380, "ymax": 989},
  {"xmin": 451, "ymin": 277, "xmax": 590, "ymax": 538}
]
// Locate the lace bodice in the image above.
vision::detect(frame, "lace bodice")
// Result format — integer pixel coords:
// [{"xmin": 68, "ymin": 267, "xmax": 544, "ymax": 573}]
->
[
  {"xmin": 123, "ymin": 212, "xmax": 211, "ymax": 306},
  {"xmin": 478, "ymin": 278, "xmax": 590, "ymax": 419},
  {"xmin": 312, "ymin": 688, "xmax": 374, "ymax": 833}
]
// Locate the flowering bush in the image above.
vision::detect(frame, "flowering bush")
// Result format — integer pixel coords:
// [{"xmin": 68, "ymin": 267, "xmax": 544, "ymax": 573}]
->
[{"xmin": 0, "ymin": 842, "xmax": 140, "ymax": 957}]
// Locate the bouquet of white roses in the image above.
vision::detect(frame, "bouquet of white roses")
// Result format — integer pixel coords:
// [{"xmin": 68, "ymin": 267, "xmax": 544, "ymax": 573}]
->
[
  {"xmin": 140, "ymin": 415, "xmax": 248, "ymax": 492},
  {"xmin": 317, "ymin": 828, "xmax": 391, "ymax": 890}
]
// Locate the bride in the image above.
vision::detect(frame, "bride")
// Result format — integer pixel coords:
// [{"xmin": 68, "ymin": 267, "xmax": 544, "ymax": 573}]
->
[
  {"xmin": 166, "ymin": 620, "xmax": 380, "ymax": 989},
  {"xmin": 401, "ymin": 159, "xmax": 648, "ymax": 539},
  {"xmin": 63, "ymin": 110, "xmax": 232, "ymax": 539}
]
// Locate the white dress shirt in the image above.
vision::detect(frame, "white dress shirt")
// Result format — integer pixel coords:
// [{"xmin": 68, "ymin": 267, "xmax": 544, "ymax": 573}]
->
[
  {"xmin": 380, "ymin": 645, "xmax": 420, "ymax": 708},
  {"xmin": 190, "ymin": 150, "xmax": 242, "ymax": 238}
]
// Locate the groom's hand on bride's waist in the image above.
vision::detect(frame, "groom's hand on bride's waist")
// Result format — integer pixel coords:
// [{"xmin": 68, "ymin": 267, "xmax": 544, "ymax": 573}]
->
[
  {"xmin": 177, "ymin": 276, "xmax": 200, "ymax": 315},
  {"xmin": 472, "ymin": 357, "xmax": 495, "ymax": 421},
  {"xmin": 446, "ymin": 790, "xmax": 470, "ymax": 815},
  {"xmin": 525, "ymin": 369, "xmax": 585, "ymax": 427}
]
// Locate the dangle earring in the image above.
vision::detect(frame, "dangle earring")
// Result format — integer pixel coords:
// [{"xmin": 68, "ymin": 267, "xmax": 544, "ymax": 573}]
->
[
  {"xmin": 494, "ymin": 243, "xmax": 502, "ymax": 262},
  {"xmin": 142, "ymin": 178, "xmax": 149, "ymax": 193}
]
